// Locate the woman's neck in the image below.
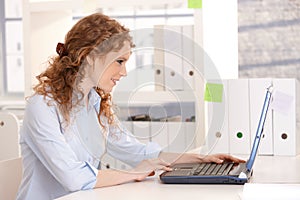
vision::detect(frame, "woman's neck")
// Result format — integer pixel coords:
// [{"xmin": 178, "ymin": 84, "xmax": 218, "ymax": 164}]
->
[{"xmin": 79, "ymin": 77, "xmax": 94, "ymax": 106}]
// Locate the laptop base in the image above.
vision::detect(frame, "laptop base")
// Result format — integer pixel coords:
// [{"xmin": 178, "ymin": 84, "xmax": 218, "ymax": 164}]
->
[{"xmin": 160, "ymin": 162, "xmax": 251, "ymax": 185}]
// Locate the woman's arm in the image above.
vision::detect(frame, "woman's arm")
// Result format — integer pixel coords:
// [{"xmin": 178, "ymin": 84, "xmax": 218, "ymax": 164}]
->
[
  {"xmin": 94, "ymin": 169, "xmax": 139, "ymax": 188},
  {"xmin": 94, "ymin": 152, "xmax": 245, "ymax": 188},
  {"xmin": 23, "ymin": 95, "xmax": 99, "ymax": 191},
  {"xmin": 106, "ymin": 118, "xmax": 163, "ymax": 167},
  {"xmin": 158, "ymin": 152, "xmax": 246, "ymax": 165},
  {"xmin": 94, "ymin": 158, "xmax": 172, "ymax": 188}
]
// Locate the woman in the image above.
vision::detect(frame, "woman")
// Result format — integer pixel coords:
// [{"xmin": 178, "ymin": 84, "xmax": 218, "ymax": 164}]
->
[{"xmin": 16, "ymin": 13, "xmax": 244, "ymax": 200}]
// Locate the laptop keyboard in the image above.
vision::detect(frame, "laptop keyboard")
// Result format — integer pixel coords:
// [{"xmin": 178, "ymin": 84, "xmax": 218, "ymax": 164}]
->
[
  {"xmin": 192, "ymin": 163, "xmax": 234, "ymax": 176},
  {"xmin": 164, "ymin": 162, "xmax": 234, "ymax": 177}
]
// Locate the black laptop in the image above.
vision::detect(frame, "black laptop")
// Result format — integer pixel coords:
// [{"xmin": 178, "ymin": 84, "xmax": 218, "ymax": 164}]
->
[{"xmin": 160, "ymin": 86, "xmax": 273, "ymax": 185}]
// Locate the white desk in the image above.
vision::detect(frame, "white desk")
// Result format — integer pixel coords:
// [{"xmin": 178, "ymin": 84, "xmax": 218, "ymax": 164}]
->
[{"xmin": 56, "ymin": 155, "xmax": 300, "ymax": 200}]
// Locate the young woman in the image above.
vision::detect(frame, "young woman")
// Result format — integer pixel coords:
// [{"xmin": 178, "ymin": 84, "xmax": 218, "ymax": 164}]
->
[{"xmin": 16, "ymin": 13, "xmax": 244, "ymax": 200}]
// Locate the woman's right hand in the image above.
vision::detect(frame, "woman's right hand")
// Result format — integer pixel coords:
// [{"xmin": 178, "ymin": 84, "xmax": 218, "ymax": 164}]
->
[{"xmin": 131, "ymin": 158, "xmax": 173, "ymax": 181}]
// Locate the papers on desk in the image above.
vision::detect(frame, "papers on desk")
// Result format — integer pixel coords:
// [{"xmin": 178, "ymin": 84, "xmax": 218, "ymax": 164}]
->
[{"xmin": 242, "ymin": 183, "xmax": 300, "ymax": 200}]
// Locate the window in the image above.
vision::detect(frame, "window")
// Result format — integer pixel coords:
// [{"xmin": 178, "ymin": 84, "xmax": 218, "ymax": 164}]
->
[
  {"xmin": 1, "ymin": 0, "xmax": 23, "ymax": 97},
  {"xmin": 1, "ymin": 1, "xmax": 193, "ymax": 97}
]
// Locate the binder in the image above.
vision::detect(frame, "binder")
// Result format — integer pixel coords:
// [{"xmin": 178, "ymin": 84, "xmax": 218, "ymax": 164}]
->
[
  {"xmin": 228, "ymin": 79, "xmax": 251, "ymax": 155},
  {"xmin": 121, "ymin": 121, "xmax": 134, "ymax": 134},
  {"xmin": 153, "ymin": 25, "xmax": 165, "ymax": 91},
  {"xmin": 185, "ymin": 122, "xmax": 196, "ymax": 151},
  {"xmin": 5, "ymin": 21, "xmax": 23, "ymax": 54},
  {"xmin": 163, "ymin": 25, "xmax": 184, "ymax": 91},
  {"xmin": 181, "ymin": 25, "xmax": 195, "ymax": 91},
  {"xmin": 136, "ymin": 65, "xmax": 154, "ymax": 91},
  {"xmin": 101, "ymin": 153, "xmax": 116, "ymax": 169},
  {"xmin": 205, "ymin": 80, "xmax": 229, "ymax": 154},
  {"xmin": 272, "ymin": 79, "xmax": 300, "ymax": 156},
  {"xmin": 249, "ymin": 78, "xmax": 273, "ymax": 155},
  {"xmin": 132, "ymin": 121, "xmax": 151, "ymax": 144},
  {"xmin": 150, "ymin": 121, "xmax": 168, "ymax": 152},
  {"xmin": 5, "ymin": 0, "xmax": 22, "ymax": 18},
  {"xmin": 115, "ymin": 160, "xmax": 131, "ymax": 171},
  {"xmin": 114, "ymin": 52, "xmax": 137, "ymax": 91},
  {"xmin": 6, "ymin": 55, "xmax": 24, "ymax": 93},
  {"xmin": 168, "ymin": 122, "xmax": 186, "ymax": 153}
]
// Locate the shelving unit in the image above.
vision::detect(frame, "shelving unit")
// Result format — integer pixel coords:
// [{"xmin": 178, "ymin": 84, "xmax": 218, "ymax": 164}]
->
[{"xmin": 21, "ymin": 0, "xmax": 239, "ymax": 169}]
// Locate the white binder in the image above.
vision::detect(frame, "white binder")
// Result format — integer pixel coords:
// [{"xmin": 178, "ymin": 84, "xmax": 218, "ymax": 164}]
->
[
  {"xmin": 228, "ymin": 79, "xmax": 251, "ymax": 155},
  {"xmin": 114, "ymin": 52, "xmax": 137, "ymax": 92},
  {"xmin": 154, "ymin": 25, "xmax": 165, "ymax": 91},
  {"xmin": 249, "ymin": 78, "xmax": 273, "ymax": 155},
  {"xmin": 168, "ymin": 122, "xmax": 186, "ymax": 153},
  {"xmin": 136, "ymin": 65, "xmax": 154, "ymax": 91},
  {"xmin": 6, "ymin": 55, "xmax": 24, "ymax": 93},
  {"xmin": 121, "ymin": 121, "xmax": 134, "ymax": 134},
  {"xmin": 272, "ymin": 79, "xmax": 300, "ymax": 156},
  {"xmin": 163, "ymin": 25, "xmax": 184, "ymax": 91},
  {"xmin": 132, "ymin": 121, "xmax": 151, "ymax": 144},
  {"xmin": 181, "ymin": 25, "xmax": 195, "ymax": 91},
  {"xmin": 205, "ymin": 80, "xmax": 229, "ymax": 154},
  {"xmin": 5, "ymin": 21, "xmax": 23, "ymax": 54},
  {"xmin": 101, "ymin": 153, "xmax": 116, "ymax": 169},
  {"xmin": 115, "ymin": 160, "xmax": 131, "ymax": 171},
  {"xmin": 150, "ymin": 121, "xmax": 168, "ymax": 152},
  {"xmin": 185, "ymin": 122, "xmax": 196, "ymax": 152}
]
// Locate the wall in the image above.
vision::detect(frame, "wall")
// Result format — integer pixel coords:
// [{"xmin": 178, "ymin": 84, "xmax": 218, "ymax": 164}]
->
[{"xmin": 238, "ymin": 0, "xmax": 300, "ymax": 79}]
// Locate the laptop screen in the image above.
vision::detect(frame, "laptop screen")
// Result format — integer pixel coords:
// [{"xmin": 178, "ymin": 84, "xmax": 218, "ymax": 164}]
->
[{"xmin": 246, "ymin": 86, "xmax": 273, "ymax": 171}]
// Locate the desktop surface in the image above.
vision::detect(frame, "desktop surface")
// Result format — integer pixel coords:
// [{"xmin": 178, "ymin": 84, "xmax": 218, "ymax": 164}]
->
[{"xmin": 56, "ymin": 155, "xmax": 300, "ymax": 200}]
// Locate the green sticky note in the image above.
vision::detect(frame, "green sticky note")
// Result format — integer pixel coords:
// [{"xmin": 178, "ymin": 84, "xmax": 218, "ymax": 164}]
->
[
  {"xmin": 204, "ymin": 83, "xmax": 223, "ymax": 103},
  {"xmin": 188, "ymin": 0, "xmax": 202, "ymax": 8}
]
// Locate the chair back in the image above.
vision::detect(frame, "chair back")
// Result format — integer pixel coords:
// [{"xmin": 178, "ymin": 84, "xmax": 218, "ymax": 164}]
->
[
  {"xmin": 0, "ymin": 157, "xmax": 22, "ymax": 200},
  {"xmin": 0, "ymin": 112, "xmax": 20, "ymax": 161}
]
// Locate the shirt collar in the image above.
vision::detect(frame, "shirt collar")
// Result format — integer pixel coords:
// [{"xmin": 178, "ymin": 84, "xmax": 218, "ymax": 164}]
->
[{"xmin": 88, "ymin": 88, "xmax": 101, "ymax": 111}]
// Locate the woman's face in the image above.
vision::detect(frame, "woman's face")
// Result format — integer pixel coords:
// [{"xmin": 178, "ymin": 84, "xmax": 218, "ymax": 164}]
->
[{"xmin": 89, "ymin": 41, "xmax": 131, "ymax": 93}]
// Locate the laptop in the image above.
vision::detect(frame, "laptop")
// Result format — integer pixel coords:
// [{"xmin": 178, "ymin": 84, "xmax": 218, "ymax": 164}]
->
[{"xmin": 160, "ymin": 86, "xmax": 273, "ymax": 184}]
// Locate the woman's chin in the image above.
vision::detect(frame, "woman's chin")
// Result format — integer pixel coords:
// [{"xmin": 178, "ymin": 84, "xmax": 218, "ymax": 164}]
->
[{"xmin": 103, "ymin": 87, "xmax": 113, "ymax": 93}]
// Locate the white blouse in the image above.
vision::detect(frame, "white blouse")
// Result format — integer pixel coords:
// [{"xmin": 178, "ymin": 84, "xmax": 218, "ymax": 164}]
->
[{"xmin": 16, "ymin": 89, "xmax": 161, "ymax": 200}]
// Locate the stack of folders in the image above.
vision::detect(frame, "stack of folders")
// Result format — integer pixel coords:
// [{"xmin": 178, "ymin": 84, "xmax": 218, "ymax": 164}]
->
[
  {"xmin": 204, "ymin": 78, "xmax": 300, "ymax": 156},
  {"xmin": 154, "ymin": 24, "xmax": 196, "ymax": 92}
]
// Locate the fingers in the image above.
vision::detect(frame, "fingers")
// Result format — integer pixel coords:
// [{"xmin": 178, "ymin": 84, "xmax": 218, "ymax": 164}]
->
[
  {"xmin": 200, "ymin": 154, "xmax": 246, "ymax": 164},
  {"xmin": 147, "ymin": 158, "xmax": 172, "ymax": 171},
  {"xmin": 134, "ymin": 158, "xmax": 172, "ymax": 174},
  {"xmin": 148, "ymin": 171, "xmax": 155, "ymax": 177},
  {"xmin": 162, "ymin": 166, "xmax": 173, "ymax": 172},
  {"xmin": 209, "ymin": 156, "xmax": 224, "ymax": 164},
  {"xmin": 133, "ymin": 159, "xmax": 173, "ymax": 182},
  {"xmin": 216, "ymin": 154, "xmax": 246, "ymax": 163},
  {"xmin": 218, "ymin": 154, "xmax": 246, "ymax": 163},
  {"xmin": 199, "ymin": 154, "xmax": 223, "ymax": 163}
]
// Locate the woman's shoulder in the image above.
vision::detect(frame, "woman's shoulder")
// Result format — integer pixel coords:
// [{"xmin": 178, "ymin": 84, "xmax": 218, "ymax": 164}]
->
[
  {"xmin": 25, "ymin": 93, "xmax": 57, "ymax": 113},
  {"xmin": 26, "ymin": 93, "xmax": 51, "ymax": 104}
]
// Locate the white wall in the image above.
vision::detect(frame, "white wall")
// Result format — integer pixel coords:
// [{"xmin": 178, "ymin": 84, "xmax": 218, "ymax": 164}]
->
[
  {"xmin": 203, "ymin": 0, "xmax": 238, "ymax": 80},
  {"xmin": 23, "ymin": 0, "xmax": 74, "ymax": 96}
]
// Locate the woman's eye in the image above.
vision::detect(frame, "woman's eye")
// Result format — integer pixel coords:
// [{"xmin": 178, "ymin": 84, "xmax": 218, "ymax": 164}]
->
[{"xmin": 116, "ymin": 59, "xmax": 124, "ymax": 65}]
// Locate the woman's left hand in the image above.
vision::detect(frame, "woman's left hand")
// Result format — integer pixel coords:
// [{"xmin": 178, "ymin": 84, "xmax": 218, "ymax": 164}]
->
[
  {"xmin": 199, "ymin": 153, "xmax": 246, "ymax": 164},
  {"xmin": 159, "ymin": 152, "xmax": 246, "ymax": 165}
]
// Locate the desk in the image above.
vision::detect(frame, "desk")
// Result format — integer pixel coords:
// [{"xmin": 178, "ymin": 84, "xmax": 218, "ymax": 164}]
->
[{"xmin": 56, "ymin": 155, "xmax": 300, "ymax": 200}]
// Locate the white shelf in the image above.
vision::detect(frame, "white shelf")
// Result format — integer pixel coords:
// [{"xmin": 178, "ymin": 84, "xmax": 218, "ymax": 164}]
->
[
  {"xmin": 0, "ymin": 100, "xmax": 25, "ymax": 108},
  {"xmin": 26, "ymin": 0, "xmax": 81, "ymax": 12},
  {"xmin": 96, "ymin": 0, "xmax": 185, "ymax": 8},
  {"xmin": 112, "ymin": 90, "xmax": 196, "ymax": 106}
]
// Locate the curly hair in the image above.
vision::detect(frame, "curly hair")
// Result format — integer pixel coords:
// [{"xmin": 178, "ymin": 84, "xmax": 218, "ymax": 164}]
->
[{"xmin": 33, "ymin": 13, "xmax": 134, "ymax": 127}]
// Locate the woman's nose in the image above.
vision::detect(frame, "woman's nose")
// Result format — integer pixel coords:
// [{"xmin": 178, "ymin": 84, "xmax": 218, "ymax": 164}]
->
[{"xmin": 119, "ymin": 65, "xmax": 127, "ymax": 76}]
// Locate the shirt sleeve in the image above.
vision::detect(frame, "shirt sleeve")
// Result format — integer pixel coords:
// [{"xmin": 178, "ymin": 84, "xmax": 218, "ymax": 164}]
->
[
  {"xmin": 106, "ymin": 118, "xmax": 162, "ymax": 167},
  {"xmin": 22, "ymin": 95, "xmax": 97, "ymax": 192}
]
